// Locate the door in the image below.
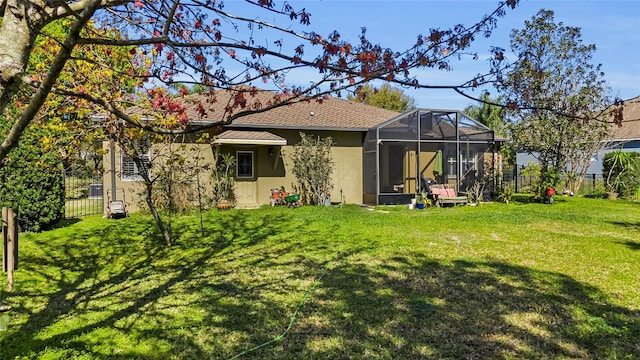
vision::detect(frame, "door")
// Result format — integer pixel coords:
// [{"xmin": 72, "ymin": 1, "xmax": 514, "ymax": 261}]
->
[
  {"xmin": 235, "ymin": 150, "xmax": 258, "ymax": 207},
  {"xmin": 236, "ymin": 181, "xmax": 258, "ymax": 207}
]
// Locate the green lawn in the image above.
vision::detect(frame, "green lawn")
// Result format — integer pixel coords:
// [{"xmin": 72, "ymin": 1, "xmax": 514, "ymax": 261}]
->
[
  {"xmin": 65, "ymin": 198, "xmax": 104, "ymax": 218},
  {"xmin": 1, "ymin": 197, "xmax": 639, "ymax": 359}
]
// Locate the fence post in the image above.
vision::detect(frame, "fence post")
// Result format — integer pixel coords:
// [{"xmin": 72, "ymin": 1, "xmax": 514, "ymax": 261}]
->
[{"xmin": 2, "ymin": 207, "xmax": 18, "ymax": 292}]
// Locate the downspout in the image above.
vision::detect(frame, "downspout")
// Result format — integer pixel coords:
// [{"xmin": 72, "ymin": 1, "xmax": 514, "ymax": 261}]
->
[
  {"xmin": 492, "ymin": 130, "xmax": 496, "ymax": 192},
  {"xmin": 110, "ymin": 141, "xmax": 117, "ymax": 201},
  {"xmin": 416, "ymin": 110, "xmax": 421, "ymax": 194},
  {"xmin": 376, "ymin": 127, "xmax": 380, "ymax": 205},
  {"xmin": 456, "ymin": 112, "xmax": 460, "ymax": 191}
]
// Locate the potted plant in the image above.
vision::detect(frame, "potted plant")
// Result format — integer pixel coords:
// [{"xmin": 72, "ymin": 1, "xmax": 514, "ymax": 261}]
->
[
  {"xmin": 415, "ymin": 191, "xmax": 431, "ymax": 209},
  {"xmin": 212, "ymin": 148, "xmax": 236, "ymax": 210}
]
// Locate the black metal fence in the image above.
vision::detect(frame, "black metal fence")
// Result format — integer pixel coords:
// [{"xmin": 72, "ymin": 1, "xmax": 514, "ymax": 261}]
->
[
  {"xmin": 64, "ymin": 168, "xmax": 104, "ymax": 218},
  {"xmin": 499, "ymin": 167, "xmax": 606, "ymax": 196}
]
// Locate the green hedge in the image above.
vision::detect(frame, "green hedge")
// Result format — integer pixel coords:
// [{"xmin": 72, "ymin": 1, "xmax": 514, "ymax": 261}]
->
[{"xmin": 0, "ymin": 121, "xmax": 65, "ymax": 232}]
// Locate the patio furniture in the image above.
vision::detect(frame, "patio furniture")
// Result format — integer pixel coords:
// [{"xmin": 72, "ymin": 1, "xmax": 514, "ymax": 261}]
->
[{"xmin": 429, "ymin": 184, "xmax": 468, "ymax": 207}]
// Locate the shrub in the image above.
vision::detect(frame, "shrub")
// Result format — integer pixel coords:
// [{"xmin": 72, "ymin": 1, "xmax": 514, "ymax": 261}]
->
[
  {"xmin": 496, "ymin": 186, "xmax": 513, "ymax": 204},
  {"xmin": 534, "ymin": 166, "xmax": 561, "ymax": 201},
  {"xmin": 211, "ymin": 149, "xmax": 236, "ymax": 204},
  {"xmin": 588, "ymin": 181, "xmax": 608, "ymax": 198},
  {"xmin": 291, "ymin": 132, "xmax": 334, "ymax": 205},
  {"xmin": 0, "ymin": 121, "xmax": 65, "ymax": 232},
  {"xmin": 603, "ymin": 151, "xmax": 640, "ymax": 198},
  {"xmin": 466, "ymin": 180, "xmax": 485, "ymax": 204}
]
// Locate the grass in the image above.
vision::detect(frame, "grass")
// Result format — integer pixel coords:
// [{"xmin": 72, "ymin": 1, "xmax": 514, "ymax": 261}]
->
[{"xmin": 1, "ymin": 196, "xmax": 639, "ymax": 359}]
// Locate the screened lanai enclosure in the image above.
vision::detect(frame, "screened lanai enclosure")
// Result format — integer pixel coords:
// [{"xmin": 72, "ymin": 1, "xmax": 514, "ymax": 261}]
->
[{"xmin": 364, "ymin": 109, "xmax": 501, "ymax": 205}]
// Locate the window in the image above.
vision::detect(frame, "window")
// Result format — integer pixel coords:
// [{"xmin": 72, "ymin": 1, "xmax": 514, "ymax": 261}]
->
[
  {"xmin": 465, "ymin": 152, "xmax": 477, "ymax": 172},
  {"xmin": 460, "ymin": 150, "xmax": 479, "ymax": 179},
  {"xmin": 447, "ymin": 153, "xmax": 457, "ymax": 178},
  {"xmin": 121, "ymin": 141, "xmax": 151, "ymax": 181},
  {"xmin": 236, "ymin": 151, "xmax": 254, "ymax": 178}
]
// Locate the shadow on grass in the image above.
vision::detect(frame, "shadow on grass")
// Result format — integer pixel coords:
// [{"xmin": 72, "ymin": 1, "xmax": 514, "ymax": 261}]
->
[
  {"xmin": 258, "ymin": 256, "xmax": 640, "ymax": 359},
  {"xmin": 617, "ymin": 241, "xmax": 640, "ymax": 251},
  {"xmin": 511, "ymin": 193, "xmax": 536, "ymax": 204},
  {"xmin": 610, "ymin": 221, "xmax": 640, "ymax": 251},
  {"xmin": 511, "ymin": 193, "xmax": 570, "ymax": 206},
  {"xmin": 0, "ymin": 209, "xmax": 297, "ymax": 359},
  {"xmin": 46, "ymin": 217, "xmax": 82, "ymax": 230},
  {"xmin": 609, "ymin": 220, "xmax": 640, "ymax": 232},
  {"xmin": 1, "ymin": 208, "xmax": 638, "ymax": 359}
]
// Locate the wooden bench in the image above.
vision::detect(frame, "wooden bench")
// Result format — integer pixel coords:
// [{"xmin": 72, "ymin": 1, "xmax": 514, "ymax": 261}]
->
[{"xmin": 429, "ymin": 184, "xmax": 468, "ymax": 207}]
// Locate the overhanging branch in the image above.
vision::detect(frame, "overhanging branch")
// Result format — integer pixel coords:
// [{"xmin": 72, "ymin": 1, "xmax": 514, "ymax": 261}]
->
[{"xmin": 0, "ymin": 0, "xmax": 102, "ymax": 165}]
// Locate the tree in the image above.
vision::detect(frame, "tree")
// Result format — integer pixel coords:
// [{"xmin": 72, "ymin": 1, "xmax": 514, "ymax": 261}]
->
[
  {"xmin": 291, "ymin": 132, "xmax": 334, "ymax": 205},
  {"xmin": 348, "ymin": 84, "xmax": 416, "ymax": 112},
  {"xmin": 463, "ymin": 93, "xmax": 513, "ymax": 189},
  {"xmin": 464, "ymin": 92, "xmax": 513, "ymax": 159},
  {"xmin": 0, "ymin": 0, "xmax": 521, "ymax": 172},
  {"xmin": 0, "ymin": 0, "xmax": 524, "ymax": 245},
  {"xmin": 463, "ymin": 93, "xmax": 506, "ymax": 136},
  {"xmin": 0, "ymin": 18, "xmax": 133, "ymax": 231},
  {"xmin": 493, "ymin": 9, "xmax": 612, "ymax": 198},
  {"xmin": 110, "ymin": 116, "xmax": 214, "ymax": 246}
]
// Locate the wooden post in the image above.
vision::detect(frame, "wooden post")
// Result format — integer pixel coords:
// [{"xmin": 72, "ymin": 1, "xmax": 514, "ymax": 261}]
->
[
  {"xmin": 2, "ymin": 207, "xmax": 5, "ymax": 274},
  {"xmin": 2, "ymin": 207, "xmax": 18, "ymax": 292},
  {"xmin": 2, "ymin": 207, "xmax": 7, "ymax": 273}
]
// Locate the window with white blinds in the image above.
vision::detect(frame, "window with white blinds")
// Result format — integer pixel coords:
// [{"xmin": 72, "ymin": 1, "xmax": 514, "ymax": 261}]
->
[{"xmin": 121, "ymin": 143, "xmax": 151, "ymax": 181}]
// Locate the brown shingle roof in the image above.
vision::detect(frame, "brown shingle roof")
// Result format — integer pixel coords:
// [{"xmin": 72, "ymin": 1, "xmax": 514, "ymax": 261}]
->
[
  {"xmin": 182, "ymin": 89, "xmax": 399, "ymax": 131},
  {"xmin": 610, "ymin": 96, "xmax": 640, "ymax": 141}
]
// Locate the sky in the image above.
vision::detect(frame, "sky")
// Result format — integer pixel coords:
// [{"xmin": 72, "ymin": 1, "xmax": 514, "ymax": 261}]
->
[{"xmin": 226, "ymin": 0, "xmax": 640, "ymax": 111}]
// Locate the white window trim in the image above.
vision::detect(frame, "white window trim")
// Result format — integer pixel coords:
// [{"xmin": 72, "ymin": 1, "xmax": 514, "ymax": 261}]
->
[
  {"xmin": 236, "ymin": 150, "xmax": 254, "ymax": 179},
  {"xmin": 121, "ymin": 149, "xmax": 151, "ymax": 181}
]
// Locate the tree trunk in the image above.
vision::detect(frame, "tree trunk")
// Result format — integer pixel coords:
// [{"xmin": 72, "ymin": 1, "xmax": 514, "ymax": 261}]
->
[
  {"xmin": 0, "ymin": 0, "xmax": 34, "ymax": 115},
  {"xmin": 0, "ymin": 0, "xmax": 102, "ymax": 168},
  {"xmin": 132, "ymin": 153, "xmax": 173, "ymax": 246},
  {"xmin": 145, "ymin": 183, "xmax": 173, "ymax": 246}
]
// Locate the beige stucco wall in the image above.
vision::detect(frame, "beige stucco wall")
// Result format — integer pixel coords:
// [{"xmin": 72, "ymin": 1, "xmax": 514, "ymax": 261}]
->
[
  {"xmin": 102, "ymin": 130, "xmax": 365, "ymax": 214},
  {"xmin": 255, "ymin": 130, "xmax": 364, "ymax": 206},
  {"xmin": 103, "ymin": 141, "xmax": 215, "ymax": 214}
]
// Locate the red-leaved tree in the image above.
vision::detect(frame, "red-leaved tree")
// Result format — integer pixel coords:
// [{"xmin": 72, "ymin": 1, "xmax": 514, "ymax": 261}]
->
[{"xmin": 0, "ymin": 0, "xmax": 521, "ymax": 167}]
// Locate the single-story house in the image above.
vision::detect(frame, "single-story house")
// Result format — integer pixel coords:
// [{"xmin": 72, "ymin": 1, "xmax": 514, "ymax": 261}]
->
[
  {"xmin": 589, "ymin": 96, "xmax": 640, "ymax": 173},
  {"xmin": 102, "ymin": 89, "xmax": 501, "ymax": 212}
]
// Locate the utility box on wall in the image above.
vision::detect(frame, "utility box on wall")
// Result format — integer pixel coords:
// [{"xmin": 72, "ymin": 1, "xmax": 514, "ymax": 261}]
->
[{"xmin": 88, "ymin": 184, "xmax": 104, "ymax": 199}]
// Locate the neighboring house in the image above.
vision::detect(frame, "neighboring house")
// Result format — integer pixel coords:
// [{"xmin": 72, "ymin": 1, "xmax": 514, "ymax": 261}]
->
[
  {"xmin": 102, "ymin": 90, "xmax": 500, "ymax": 212},
  {"xmin": 588, "ymin": 96, "xmax": 640, "ymax": 174}
]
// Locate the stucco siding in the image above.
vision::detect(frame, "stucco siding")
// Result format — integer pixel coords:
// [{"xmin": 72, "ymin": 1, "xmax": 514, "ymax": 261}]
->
[
  {"xmin": 103, "ymin": 130, "xmax": 366, "ymax": 214},
  {"xmin": 103, "ymin": 141, "xmax": 215, "ymax": 214}
]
